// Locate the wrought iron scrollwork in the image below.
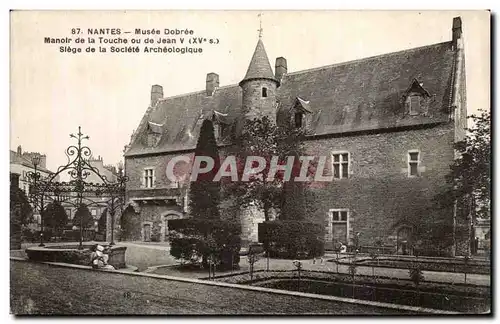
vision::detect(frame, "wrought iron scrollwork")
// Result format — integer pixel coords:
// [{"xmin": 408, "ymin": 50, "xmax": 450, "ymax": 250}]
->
[{"xmin": 27, "ymin": 126, "xmax": 128, "ymax": 248}]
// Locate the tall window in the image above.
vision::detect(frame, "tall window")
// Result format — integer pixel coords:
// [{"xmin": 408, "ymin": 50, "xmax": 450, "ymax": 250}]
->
[
  {"xmin": 328, "ymin": 209, "xmax": 349, "ymax": 244},
  {"xmin": 262, "ymin": 87, "xmax": 268, "ymax": 98},
  {"xmin": 332, "ymin": 152, "xmax": 350, "ymax": 179},
  {"xmin": 409, "ymin": 95, "xmax": 421, "ymax": 115},
  {"xmin": 408, "ymin": 151, "xmax": 420, "ymax": 177},
  {"xmin": 144, "ymin": 168, "xmax": 155, "ymax": 188}
]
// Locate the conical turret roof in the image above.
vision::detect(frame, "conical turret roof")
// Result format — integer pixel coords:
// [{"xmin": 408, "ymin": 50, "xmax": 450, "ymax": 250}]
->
[{"xmin": 240, "ymin": 38, "xmax": 278, "ymax": 85}]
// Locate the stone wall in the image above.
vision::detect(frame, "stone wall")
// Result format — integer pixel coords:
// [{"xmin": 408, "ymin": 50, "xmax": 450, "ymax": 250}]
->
[
  {"xmin": 241, "ymin": 79, "xmax": 278, "ymax": 120},
  {"xmin": 303, "ymin": 123, "xmax": 455, "ymax": 249},
  {"xmin": 125, "ymin": 152, "xmax": 195, "ymax": 191},
  {"xmin": 125, "ymin": 122, "xmax": 457, "ymax": 250}
]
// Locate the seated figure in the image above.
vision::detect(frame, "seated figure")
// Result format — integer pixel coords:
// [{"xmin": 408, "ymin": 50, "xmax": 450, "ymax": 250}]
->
[{"xmin": 90, "ymin": 244, "xmax": 115, "ymax": 270}]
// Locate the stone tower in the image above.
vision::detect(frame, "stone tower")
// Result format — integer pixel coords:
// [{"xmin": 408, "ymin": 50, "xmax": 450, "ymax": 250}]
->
[
  {"xmin": 237, "ymin": 37, "xmax": 280, "ymax": 245},
  {"xmin": 239, "ymin": 38, "xmax": 279, "ymax": 121}
]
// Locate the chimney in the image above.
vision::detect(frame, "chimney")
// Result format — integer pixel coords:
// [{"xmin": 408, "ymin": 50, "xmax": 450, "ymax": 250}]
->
[
  {"xmin": 206, "ymin": 73, "xmax": 219, "ymax": 96},
  {"xmin": 275, "ymin": 57, "xmax": 287, "ymax": 82},
  {"xmin": 151, "ymin": 85, "xmax": 163, "ymax": 107},
  {"xmin": 16, "ymin": 145, "xmax": 22, "ymax": 156},
  {"xmin": 10, "ymin": 173, "xmax": 20, "ymax": 188},
  {"xmin": 452, "ymin": 17, "xmax": 462, "ymax": 48},
  {"xmin": 39, "ymin": 155, "xmax": 47, "ymax": 169}
]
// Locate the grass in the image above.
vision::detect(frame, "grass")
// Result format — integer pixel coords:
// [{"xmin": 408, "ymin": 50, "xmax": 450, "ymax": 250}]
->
[{"xmin": 10, "ymin": 261, "xmax": 412, "ymax": 315}]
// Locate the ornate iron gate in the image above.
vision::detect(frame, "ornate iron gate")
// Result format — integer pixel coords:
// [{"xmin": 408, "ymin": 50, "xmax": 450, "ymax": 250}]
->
[{"xmin": 27, "ymin": 127, "xmax": 128, "ymax": 249}]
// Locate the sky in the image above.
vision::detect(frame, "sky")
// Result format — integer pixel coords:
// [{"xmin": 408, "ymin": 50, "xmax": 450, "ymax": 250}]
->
[{"xmin": 10, "ymin": 10, "xmax": 490, "ymax": 174}]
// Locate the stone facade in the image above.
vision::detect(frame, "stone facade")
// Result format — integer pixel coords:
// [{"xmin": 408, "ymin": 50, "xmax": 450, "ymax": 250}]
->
[
  {"xmin": 241, "ymin": 79, "xmax": 278, "ymax": 120},
  {"xmin": 122, "ymin": 18, "xmax": 469, "ymax": 255},
  {"xmin": 303, "ymin": 123, "xmax": 455, "ymax": 249}
]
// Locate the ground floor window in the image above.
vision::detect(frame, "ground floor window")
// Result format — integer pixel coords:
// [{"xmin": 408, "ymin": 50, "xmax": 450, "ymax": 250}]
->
[{"xmin": 328, "ymin": 209, "xmax": 349, "ymax": 245}]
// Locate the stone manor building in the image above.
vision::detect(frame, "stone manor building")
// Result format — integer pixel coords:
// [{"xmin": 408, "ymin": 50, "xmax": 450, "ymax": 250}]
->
[{"xmin": 122, "ymin": 17, "xmax": 467, "ymax": 252}]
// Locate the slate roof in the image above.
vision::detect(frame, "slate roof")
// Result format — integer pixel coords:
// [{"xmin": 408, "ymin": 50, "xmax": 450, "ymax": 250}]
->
[
  {"xmin": 125, "ymin": 39, "xmax": 456, "ymax": 157},
  {"xmin": 240, "ymin": 38, "xmax": 278, "ymax": 85},
  {"xmin": 10, "ymin": 151, "xmax": 53, "ymax": 174}
]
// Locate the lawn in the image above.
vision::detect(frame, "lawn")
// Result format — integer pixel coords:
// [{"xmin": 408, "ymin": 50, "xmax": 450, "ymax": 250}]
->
[{"xmin": 11, "ymin": 261, "xmax": 414, "ymax": 315}]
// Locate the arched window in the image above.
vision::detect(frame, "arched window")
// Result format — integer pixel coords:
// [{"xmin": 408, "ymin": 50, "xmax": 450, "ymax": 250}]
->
[{"xmin": 262, "ymin": 87, "xmax": 268, "ymax": 98}]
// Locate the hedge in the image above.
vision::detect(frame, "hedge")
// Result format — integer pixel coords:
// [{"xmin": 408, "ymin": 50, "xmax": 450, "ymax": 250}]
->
[
  {"xmin": 258, "ymin": 220, "xmax": 324, "ymax": 259},
  {"xmin": 26, "ymin": 248, "xmax": 92, "ymax": 266},
  {"xmin": 168, "ymin": 218, "xmax": 241, "ymax": 269}
]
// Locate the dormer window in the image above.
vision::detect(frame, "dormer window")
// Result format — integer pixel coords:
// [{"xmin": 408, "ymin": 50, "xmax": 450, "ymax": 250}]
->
[
  {"xmin": 146, "ymin": 121, "xmax": 163, "ymax": 147},
  {"xmin": 409, "ymin": 95, "xmax": 421, "ymax": 115},
  {"xmin": 402, "ymin": 79, "xmax": 431, "ymax": 116},
  {"xmin": 291, "ymin": 97, "xmax": 312, "ymax": 130},
  {"xmin": 262, "ymin": 87, "xmax": 268, "ymax": 98},
  {"xmin": 211, "ymin": 110, "xmax": 229, "ymax": 141},
  {"xmin": 295, "ymin": 112, "xmax": 303, "ymax": 128}
]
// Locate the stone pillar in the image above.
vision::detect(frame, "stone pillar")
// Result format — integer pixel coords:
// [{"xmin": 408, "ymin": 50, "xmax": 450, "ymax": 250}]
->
[
  {"xmin": 106, "ymin": 209, "xmax": 112, "ymax": 242},
  {"xmin": 160, "ymin": 215, "xmax": 166, "ymax": 242}
]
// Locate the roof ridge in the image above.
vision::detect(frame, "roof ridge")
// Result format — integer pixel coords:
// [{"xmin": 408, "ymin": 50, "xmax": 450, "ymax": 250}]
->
[
  {"xmin": 286, "ymin": 41, "xmax": 453, "ymax": 77},
  {"xmin": 154, "ymin": 41, "xmax": 452, "ymax": 103},
  {"xmin": 157, "ymin": 83, "xmax": 239, "ymax": 101}
]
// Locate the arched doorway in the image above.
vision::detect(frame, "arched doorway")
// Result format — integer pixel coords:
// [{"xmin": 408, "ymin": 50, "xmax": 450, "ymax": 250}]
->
[{"xmin": 160, "ymin": 211, "xmax": 183, "ymax": 242}]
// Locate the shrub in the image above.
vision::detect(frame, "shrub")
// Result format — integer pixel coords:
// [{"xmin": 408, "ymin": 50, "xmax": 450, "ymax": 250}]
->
[
  {"xmin": 409, "ymin": 264, "xmax": 425, "ymax": 289},
  {"xmin": 21, "ymin": 227, "xmax": 37, "ymax": 243},
  {"xmin": 170, "ymin": 234, "xmax": 202, "ymax": 264},
  {"xmin": 72, "ymin": 204, "xmax": 93, "ymax": 229},
  {"xmin": 258, "ymin": 220, "xmax": 324, "ymax": 259},
  {"xmin": 168, "ymin": 218, "xmax": 241, "ymax": 270},
  {"xmin": 26, "ymin": 248, "xmax": 92, "ymax": 266}
]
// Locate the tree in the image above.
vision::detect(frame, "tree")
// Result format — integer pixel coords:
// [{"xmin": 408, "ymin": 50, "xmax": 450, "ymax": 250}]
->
[
  {"xmin": 189, "ymin": 119, "xmax": 220, "ymax": 220},
  {"xmin": 369, "ymin": 250, "xmax": 379, "ymax": 301},
  {"xmin": 434, "ymin": 110, "xmax": 491, "ymax": 255},
  {"xmin": 224, "ymin": 116, "xmax": 307, "ymax": 221},
  {"xmin": 43, "ymin": 201, "xmax": 68, "ymax": 235},
  {"xmin": 449, "ymin": 110, "xmax": 491, "ymax": 219},
  {"xmin": 98, "ymin": 208, "xmax": 107, "ymax": 234},
  {"xmin": 73, "ymin": 204, "xmax": 93, "ymax": 229},
  {"xmin": 224, "ymin": 117, "xmax": 322, "ymax": 260},
  {"xmin": 409, "ymin": 263, "xmax": 425, "ymax": 303},
  {"xmin": 170, "ymin": 120, "xmax": 240, "ymax": 270},
  {"xmin": 10, "ymin": 174, "xmax": 33, "ymax": 248},
  {"xmin": 369, "ymin": 251, "xmax": 378, "ymax": 280},
  {"xmin": 10, "ymin": 177, "xmax": 33, "ymax": 229},
  {"xmin": 247, "ymin": 249, "xmax": 261, "ymax": 281},
  {"xmin": 463, "ymin": 255, "xmax": 470, "ymax": 284},
  {"xmin": 188, "ymin": 119, "xmax": 222, "ymax": 267}
]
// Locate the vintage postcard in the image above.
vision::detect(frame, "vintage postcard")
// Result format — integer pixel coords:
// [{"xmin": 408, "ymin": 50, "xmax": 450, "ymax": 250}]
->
[{"xmin": 9, "ymin": 10, "xmax": 491, "ymax": 315}]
